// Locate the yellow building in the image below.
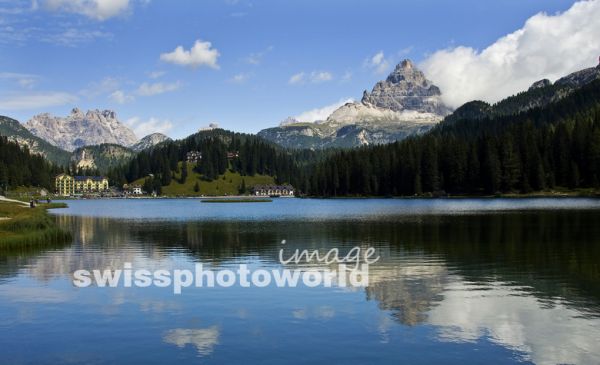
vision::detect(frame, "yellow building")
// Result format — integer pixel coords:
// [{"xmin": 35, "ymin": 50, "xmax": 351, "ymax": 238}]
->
[
  {"xmin": 55, "ymin": 173, "xmax": 74, "ymax": 196},
  {"xmin": 55, "ymin": 174, "xmax": 109, "ymax": 196}
]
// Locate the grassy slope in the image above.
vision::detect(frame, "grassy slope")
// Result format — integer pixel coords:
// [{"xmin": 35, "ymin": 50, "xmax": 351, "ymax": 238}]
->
[
  {"xmin": 134, "ymin": 162, "xmax": 276, "ymax": 196},
  {"xmin": 0, "ymin": 201, "xmax": 71, "ymax": 247}
]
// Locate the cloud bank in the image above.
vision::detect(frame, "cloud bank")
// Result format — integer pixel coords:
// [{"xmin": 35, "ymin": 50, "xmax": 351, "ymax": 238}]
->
[{"xmin": 420, "ymin": 0, "xmax": 600, "ymax": 108}]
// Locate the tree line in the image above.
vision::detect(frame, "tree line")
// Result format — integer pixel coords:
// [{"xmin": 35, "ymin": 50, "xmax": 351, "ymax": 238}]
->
[
  {"xmin": 108, "ymin": 129, "xmax": 297, "ymax": 192},
  {"xmin": 0, "ymin": 137, "xmax": 64, "ymax": 194},
  {"xmin": 299, "ymin": 80, "xmax": 600, "ymax": 196}
]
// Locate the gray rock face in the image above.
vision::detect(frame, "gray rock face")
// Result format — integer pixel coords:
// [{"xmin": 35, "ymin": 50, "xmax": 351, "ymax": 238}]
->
[
  {"xmin": 279, "ymin": 117, "xmax": 301, "ymax": 127},
  {"xmin": 70, "ymin": 144, "xmax": 135, "ymax": 171},
  {"xmin": 258, "ymin": 59, "xmax": 450, "ymax": 149},
  {"xmin": 361, "ymin": 59, "xmax": 453, "ymax": 116},
  {"xmin": 131, "ymin": 133, "xmax": 171, "ymax": 152},
  {"xmin": 555, "ymin": 65, "xmax": 600, "ymax": 88},
  {"xmin": 529, "ymin": 79, "xmax": 552, "ymax": 90},
  {"xmin": 25, "ymin": 108, "xmax": 138, "ymax": 152}
]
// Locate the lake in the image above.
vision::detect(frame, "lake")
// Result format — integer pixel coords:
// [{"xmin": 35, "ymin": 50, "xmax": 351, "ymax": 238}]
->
[{"xmin": 1, "ymin": 198, "xmax": 600, "ymax": 364}]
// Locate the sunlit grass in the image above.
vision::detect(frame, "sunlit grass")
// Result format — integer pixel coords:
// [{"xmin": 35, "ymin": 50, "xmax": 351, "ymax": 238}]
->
[
  {"xmin": 0, "ymin": 201, "xmax": 71, "ymax": 248},
  {"xmin": 133, "ymin": 162, "xmax": 276, "ymax": 196}
]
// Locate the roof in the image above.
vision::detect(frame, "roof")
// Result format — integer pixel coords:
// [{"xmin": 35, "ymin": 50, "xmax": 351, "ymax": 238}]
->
[
  {"xmin": 252, "ymin": 184, "xmax": 294, "ymax": 190},
  {"xmin": 74, "ymin": 176, "xmax": 107, "ymax": 181}
]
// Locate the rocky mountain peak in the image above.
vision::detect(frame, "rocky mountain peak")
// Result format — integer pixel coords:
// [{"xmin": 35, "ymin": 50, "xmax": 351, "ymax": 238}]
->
[
  {"xmin": 25, "ymin": 108, "xmax": 138, "ymax": 152},
  {"xmin": 131, "ymin": 133, "xmax": 172, "ymax": 152},
  {"xmin": 529, "ymin": 79, "xmax": 552, "ymax": 91},
  {"xmin": 554, "ymin": 65, "xmax": 600, "ymax": 89},
  {"xmin": 280, "ymin": 117, "xmax": 301, "ymax": 127},
  {"xmin": 384, "ymin": 59, "xmax": 421, "ymax": 84},
  {"xmin": 361, "ymin": 59, "xmax": 452, "ymax": 116}
]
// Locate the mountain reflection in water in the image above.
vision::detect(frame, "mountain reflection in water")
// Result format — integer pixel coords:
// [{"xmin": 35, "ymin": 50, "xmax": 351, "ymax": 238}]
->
[{"xmin": 0, "ymin": 199, "xmax": 599, "ymax": 364}]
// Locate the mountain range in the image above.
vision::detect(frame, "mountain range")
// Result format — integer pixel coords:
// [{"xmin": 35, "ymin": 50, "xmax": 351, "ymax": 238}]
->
[
  {"xmin": 0, "ymin": 109, "xmax": 171, "ymax": 172},
  {"xmin": 258, "ymin": 59, "xmax": 600, "ymax": 149},
  {"xmin": 1, "ymin": 60, "xmax": 599, "ymax": 174},
  {"xmin": 25, "ymin": 108, "xmax": 138, "ymax": 152}
]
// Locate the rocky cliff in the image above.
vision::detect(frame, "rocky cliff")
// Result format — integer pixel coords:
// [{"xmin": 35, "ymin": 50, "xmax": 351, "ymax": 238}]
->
[
  {"xmin": 25, "ymin": 108, "xmax": 138, "ymax": 152},
  {"xmin": 258, "ymin": 60, "xmax": 452, "ymax": 149},
  {"xmin": 131, "ymin": 133, "xmax": 172, "ymax": 152},
  {"xmin": 361, "ymin": 59, "xmax": 453, "ymax": 115},
  {"xmin": 71, "ymin": 144, "xmax": 135, "ymax": 171}
]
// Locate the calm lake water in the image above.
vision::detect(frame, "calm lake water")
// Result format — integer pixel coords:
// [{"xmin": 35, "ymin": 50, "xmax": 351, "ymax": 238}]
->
[{"xmin": 1, "ymin": 198, "xmax": 600, "ymax": 364}]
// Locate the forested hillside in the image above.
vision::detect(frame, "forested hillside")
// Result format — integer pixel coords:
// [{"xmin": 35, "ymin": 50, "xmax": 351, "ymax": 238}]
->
[
  {"xmin": 0, "ymin": 137, "xmax": 64, "ymax": 193},
  {"xmin": 301, "ymin": 80, "xmax": 600, "ymax": 196},
  {"xmin": 109, "ymin": 129, "xmax": 297, "ymax": 190},
  {"xmin": 0, "ymin": 116, "xmax": 71, "ymax": 166}
]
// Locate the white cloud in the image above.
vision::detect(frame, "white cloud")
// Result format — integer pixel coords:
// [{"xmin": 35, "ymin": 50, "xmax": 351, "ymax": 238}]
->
[
  {"xmin": 229, "ymin": 72, "xmax": 251, "ymax": 84},
  {"xmin": 420, "ymin": 0, "xmax": 600, "ymax": 108},
  {"xmin": 18, "ymin": 78, "xmax": 36, "ymax": 88},
  {"xmin": 136, "ymin": 81, "xmax": 181, "ymax": 96},
  {"xmin": 42, "ymin": 0, "xmax": 131, "ymax": 21},
  {"xmin": 80, "ymin": 76, "xmax": 120, "ymax": 98},
  {"xmin": 244, "ymin": 46, "xmax": 273, "ymax": 65},
  {"xmin": 41, "ymin": 27, "xmax": 112, "ymax": 46},
  {"xmin": 0, "ymin": 91, "xmax": 77, "ymax": 110},
  {"xmin": 341, "ymin": 70, "xmax": 352, "ymax": 82},
  {"xmin": 365, "ymin": 51, "xmax": 390, "ymax": 75},
  {"xmin": 310, "ymin": 71, "xmax": 333, "ymax": 83},
  {"xmin": 126, "ymin": 116, "xmax": 173, "ymax": 137},
  {"xmin": 0, "ymin": 72, "xmax": 38, "ymax": 89},
  {"xmin": 294, "ymin": 98, "xmax": 354, "ymax": 123},
  {"xmin": 288, "ymin": 71, "xmax": 334, "ymax": 85},
  {"xmin": 288, "ymin": 72, "xmax": 305, "ymax": 85},
  {"xmin": 160, "ymin": 39, "xmax": 220, "ymax": 69},
  {"xmin": 148, "ymin": 70, "xmax": 165, "ymax": 79},
  {"xmin": 109, "ymin": 89, "xmax": 133, "ymax": 104}
]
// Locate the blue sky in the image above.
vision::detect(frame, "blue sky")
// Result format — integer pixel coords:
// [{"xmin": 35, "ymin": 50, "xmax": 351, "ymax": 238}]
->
[{"xmin": 0, "ymin": 0, "xmax": 593, "ymax": 138}]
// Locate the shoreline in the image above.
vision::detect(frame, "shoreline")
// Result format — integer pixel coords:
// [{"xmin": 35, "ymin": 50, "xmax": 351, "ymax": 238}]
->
[
  {"xmin": 51, "ymin": 191, "xmax": 600, "ymax": 200},
  {"xmin": 0, "ymin": 200, "xmax": 71, "ymax": 248}
]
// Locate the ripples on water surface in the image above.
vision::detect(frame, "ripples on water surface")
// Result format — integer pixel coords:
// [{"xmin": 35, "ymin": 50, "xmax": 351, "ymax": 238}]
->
[{"xmin": 1, "ymin": 198, "xmax": 600, "ymax": 364}]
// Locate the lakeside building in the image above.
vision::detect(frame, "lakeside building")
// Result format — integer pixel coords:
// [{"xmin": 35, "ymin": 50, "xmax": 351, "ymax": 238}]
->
[
  {"xmin": 55, "ymin": 174, "xmax": 109, "ymax": 196},
  {"xmin": 123, "ymin": 184, "xmax": 143, "ymax": 195},
  {"xmin": 252, "ymin": 184, "xmax": 294, "ymax": 197}
]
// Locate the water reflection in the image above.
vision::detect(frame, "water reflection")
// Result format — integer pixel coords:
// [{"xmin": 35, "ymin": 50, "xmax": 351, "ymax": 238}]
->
[
  {"xmin": 0, "ymin": 201, "xmax": 599, "ymax": 364},
  {"xmin": 429, "ymin": 282, "xmax": 600, "ymax": 365},
  {"xmin": 163, "ymin": 326, "xmax": 220, "ymax": 356}
]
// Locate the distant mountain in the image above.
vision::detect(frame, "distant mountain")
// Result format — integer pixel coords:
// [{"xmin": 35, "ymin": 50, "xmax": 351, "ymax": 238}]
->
[
  {"xmin": 258, "ymin": 60, "xmax": 452, "ymax": 149},
  {"xmin": 0, "ymin": 115, "xmax": 70, "ymax": 166},
  {"xmin": 0, "ymin": 114, "xmax": 139, "ymax": 171},
  {"xmin": 71, "ymin": 144, "xmax": 135, "ymax": 171},
  {"xmin": 25, "ymin": 108, "xmax": 138, "ymax": 152},
  {"xmin": 300, "ymin": 66, "xmax": 600, "ymax": 197},
  {"xmin": 131, "ymin": 133, "xmax": 172, "ymax": 152},
  {"xmin": 361, "ymin": 59, "xmax": 452, "ymax": 115}
]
